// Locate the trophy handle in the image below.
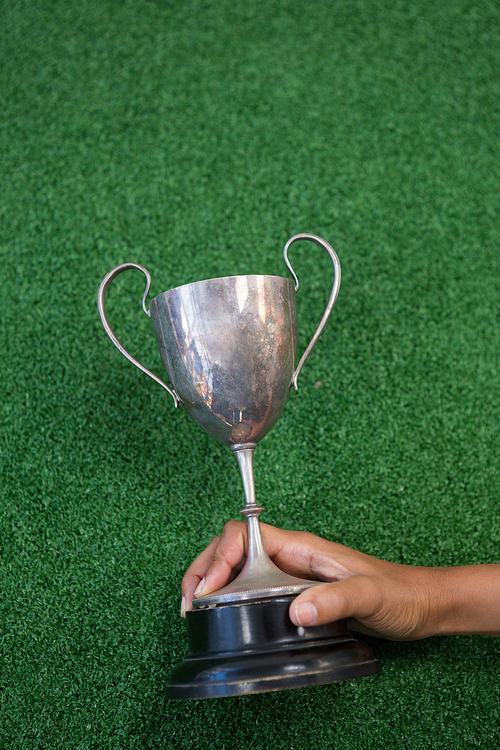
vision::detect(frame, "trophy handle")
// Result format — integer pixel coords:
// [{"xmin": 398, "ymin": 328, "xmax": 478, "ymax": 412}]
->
[
  {"xmin": 97, "ymin": 263, "xmax": 181, "ymax": 408},
  {"xmin": 283, "ymin": 233, "xmax": 341, "ymax": 391}
]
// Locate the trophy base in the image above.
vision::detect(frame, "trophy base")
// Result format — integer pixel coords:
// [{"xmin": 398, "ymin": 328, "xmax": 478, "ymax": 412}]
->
[{"xmin": 166, "ymin": 595, "xmax": 380, "ymax": 700}]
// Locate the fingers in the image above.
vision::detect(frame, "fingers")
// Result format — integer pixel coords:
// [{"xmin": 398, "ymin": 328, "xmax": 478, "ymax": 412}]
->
[
  {"xmin": 289, "ymin": 575, "xmax": 382, "ymax": 629},
  {"xmin": 181, "ymin": 521, "xmax": 250, "ymax": 613},
  {"xmin": 180, "ymin": 520, "xmax": 304, "ymax": 613},
  {"xmin": 181, "ymin": 535, "xmax": 221, "ymax": 616},
  {"xmin": 192, "ymin": 522, "xmax": 324, "ymax": 601},
  {"xmin": 261, "ymin": 525, "xmax": 354, "ymax": 582},
  {"xmin": 191, "ymin": 520, "xmax": 249, "ymax": 600}
]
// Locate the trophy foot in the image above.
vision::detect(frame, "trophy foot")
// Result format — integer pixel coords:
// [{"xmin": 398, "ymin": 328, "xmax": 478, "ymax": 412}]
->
[
  {"xmin": 192, "ymin": 566, "xmax": 322, "ymax": 607},
  {"xmin": 166, "ymin": 596, "xmax": 380, "ymax": 700}
]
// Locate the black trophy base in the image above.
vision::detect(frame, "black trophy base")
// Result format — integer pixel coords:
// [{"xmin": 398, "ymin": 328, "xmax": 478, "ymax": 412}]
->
[{"xmin": 166, "ymin": 595, "xmax": 380, "ymax": 700}]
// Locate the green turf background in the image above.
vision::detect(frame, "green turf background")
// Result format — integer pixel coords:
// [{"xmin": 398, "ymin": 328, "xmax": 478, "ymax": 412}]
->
[{"xmin": 2, "ymin": 0, "xmax": 500, "ymax": 747}]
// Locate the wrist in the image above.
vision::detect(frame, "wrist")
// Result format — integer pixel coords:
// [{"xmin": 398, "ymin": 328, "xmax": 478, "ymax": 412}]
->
[{"xmin": 423, "ymin": 565, "xmax": 500, "ymax": 637}]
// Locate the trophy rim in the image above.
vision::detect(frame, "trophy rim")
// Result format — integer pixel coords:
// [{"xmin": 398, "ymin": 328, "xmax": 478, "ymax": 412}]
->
[{"xmin": 150, "ymin": 273, "xmax": 294, "ymax": 303}]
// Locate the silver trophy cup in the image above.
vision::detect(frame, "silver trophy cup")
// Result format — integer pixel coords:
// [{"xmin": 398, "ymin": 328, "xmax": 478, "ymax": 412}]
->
[{"xmin": 97, "ymin": 233, "xmax": 380, "ymax": 697}]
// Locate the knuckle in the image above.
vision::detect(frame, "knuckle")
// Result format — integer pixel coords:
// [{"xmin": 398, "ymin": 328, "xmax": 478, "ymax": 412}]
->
[
  {"xmin": 212, "ymin": 547, "xmax": 235, "ymax": 569},
  {"xmin": 223, "ymin": 519, "xmax": 245, "ymax": 533},
  {"xmin": 212, "ymin": 547, "xmax": 226, "ymax": 562}
]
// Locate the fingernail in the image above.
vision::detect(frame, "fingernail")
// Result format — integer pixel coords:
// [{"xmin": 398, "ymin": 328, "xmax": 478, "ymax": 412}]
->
[
  {"xmin": 180, "ymin": 596, "xmax": 186, "ymax": 618},
  {"xmin": 194, "ymin": 577, "xmax": 205, "ymax": 598},
  {"xmin": 295, "ymin": 601, "xmax": 318, "ymax": 627}
]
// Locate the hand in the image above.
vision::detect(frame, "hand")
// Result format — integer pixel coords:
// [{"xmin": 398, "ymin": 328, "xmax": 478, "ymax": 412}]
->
[{"xmin": 181, "ymin": 521, "xmax": 440, "ymax": 640}]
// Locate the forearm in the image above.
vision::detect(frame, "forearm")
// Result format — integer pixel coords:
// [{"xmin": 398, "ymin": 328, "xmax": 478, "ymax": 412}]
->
[{"xmin": 425, "ymin": 564, "xmax": 500, "ymax": 637}]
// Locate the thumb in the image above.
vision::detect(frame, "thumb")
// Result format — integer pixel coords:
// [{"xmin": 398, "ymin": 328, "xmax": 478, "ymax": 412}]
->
[{"xmin": 290, "ymin": 575, "xmax": 381, "ymax": 628}]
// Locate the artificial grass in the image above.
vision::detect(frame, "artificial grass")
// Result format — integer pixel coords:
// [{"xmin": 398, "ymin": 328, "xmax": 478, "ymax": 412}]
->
[{"xmin": 1, "ymin": 0, "xmax": 500, "ymax": 747}]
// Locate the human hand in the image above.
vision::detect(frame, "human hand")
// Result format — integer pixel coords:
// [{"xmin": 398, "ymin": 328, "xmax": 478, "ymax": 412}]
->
[{"xmin": 180, "ymin": 521, "xmax": 440, "ymax": 640}]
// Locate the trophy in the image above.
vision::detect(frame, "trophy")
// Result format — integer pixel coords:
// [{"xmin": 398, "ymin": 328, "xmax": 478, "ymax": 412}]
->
[{"xmin": 97, "ymin": 233, "xmax": 380, "ymax": 699}]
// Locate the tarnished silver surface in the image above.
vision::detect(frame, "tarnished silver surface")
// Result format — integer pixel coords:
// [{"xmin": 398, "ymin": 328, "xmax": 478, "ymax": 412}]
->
[
  {"xmin": 149, "ymin": 273, "xmax": 298, "ymax": 446},
  {"xmin": 97, "ymin": 234, "xmax": 341, "ymax": 604}
]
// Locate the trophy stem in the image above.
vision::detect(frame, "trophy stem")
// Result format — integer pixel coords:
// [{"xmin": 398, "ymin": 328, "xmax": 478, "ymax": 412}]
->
[
  {"xmin": 232, "ymin": 444, "xmax": 267, "ymax": 564},
  {"xmin": 192, "ymin": 442, "xmax": 321, "ymax": 608}
]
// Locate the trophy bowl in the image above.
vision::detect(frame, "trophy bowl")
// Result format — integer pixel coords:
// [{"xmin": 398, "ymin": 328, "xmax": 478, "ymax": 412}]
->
[
  {"xmin": 97, "ymin": 233, "xmax": 380, "ymax": 698},
  {"xmin": 149, "ymin": 272, "xmax": 297, "ymax": 447}
]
